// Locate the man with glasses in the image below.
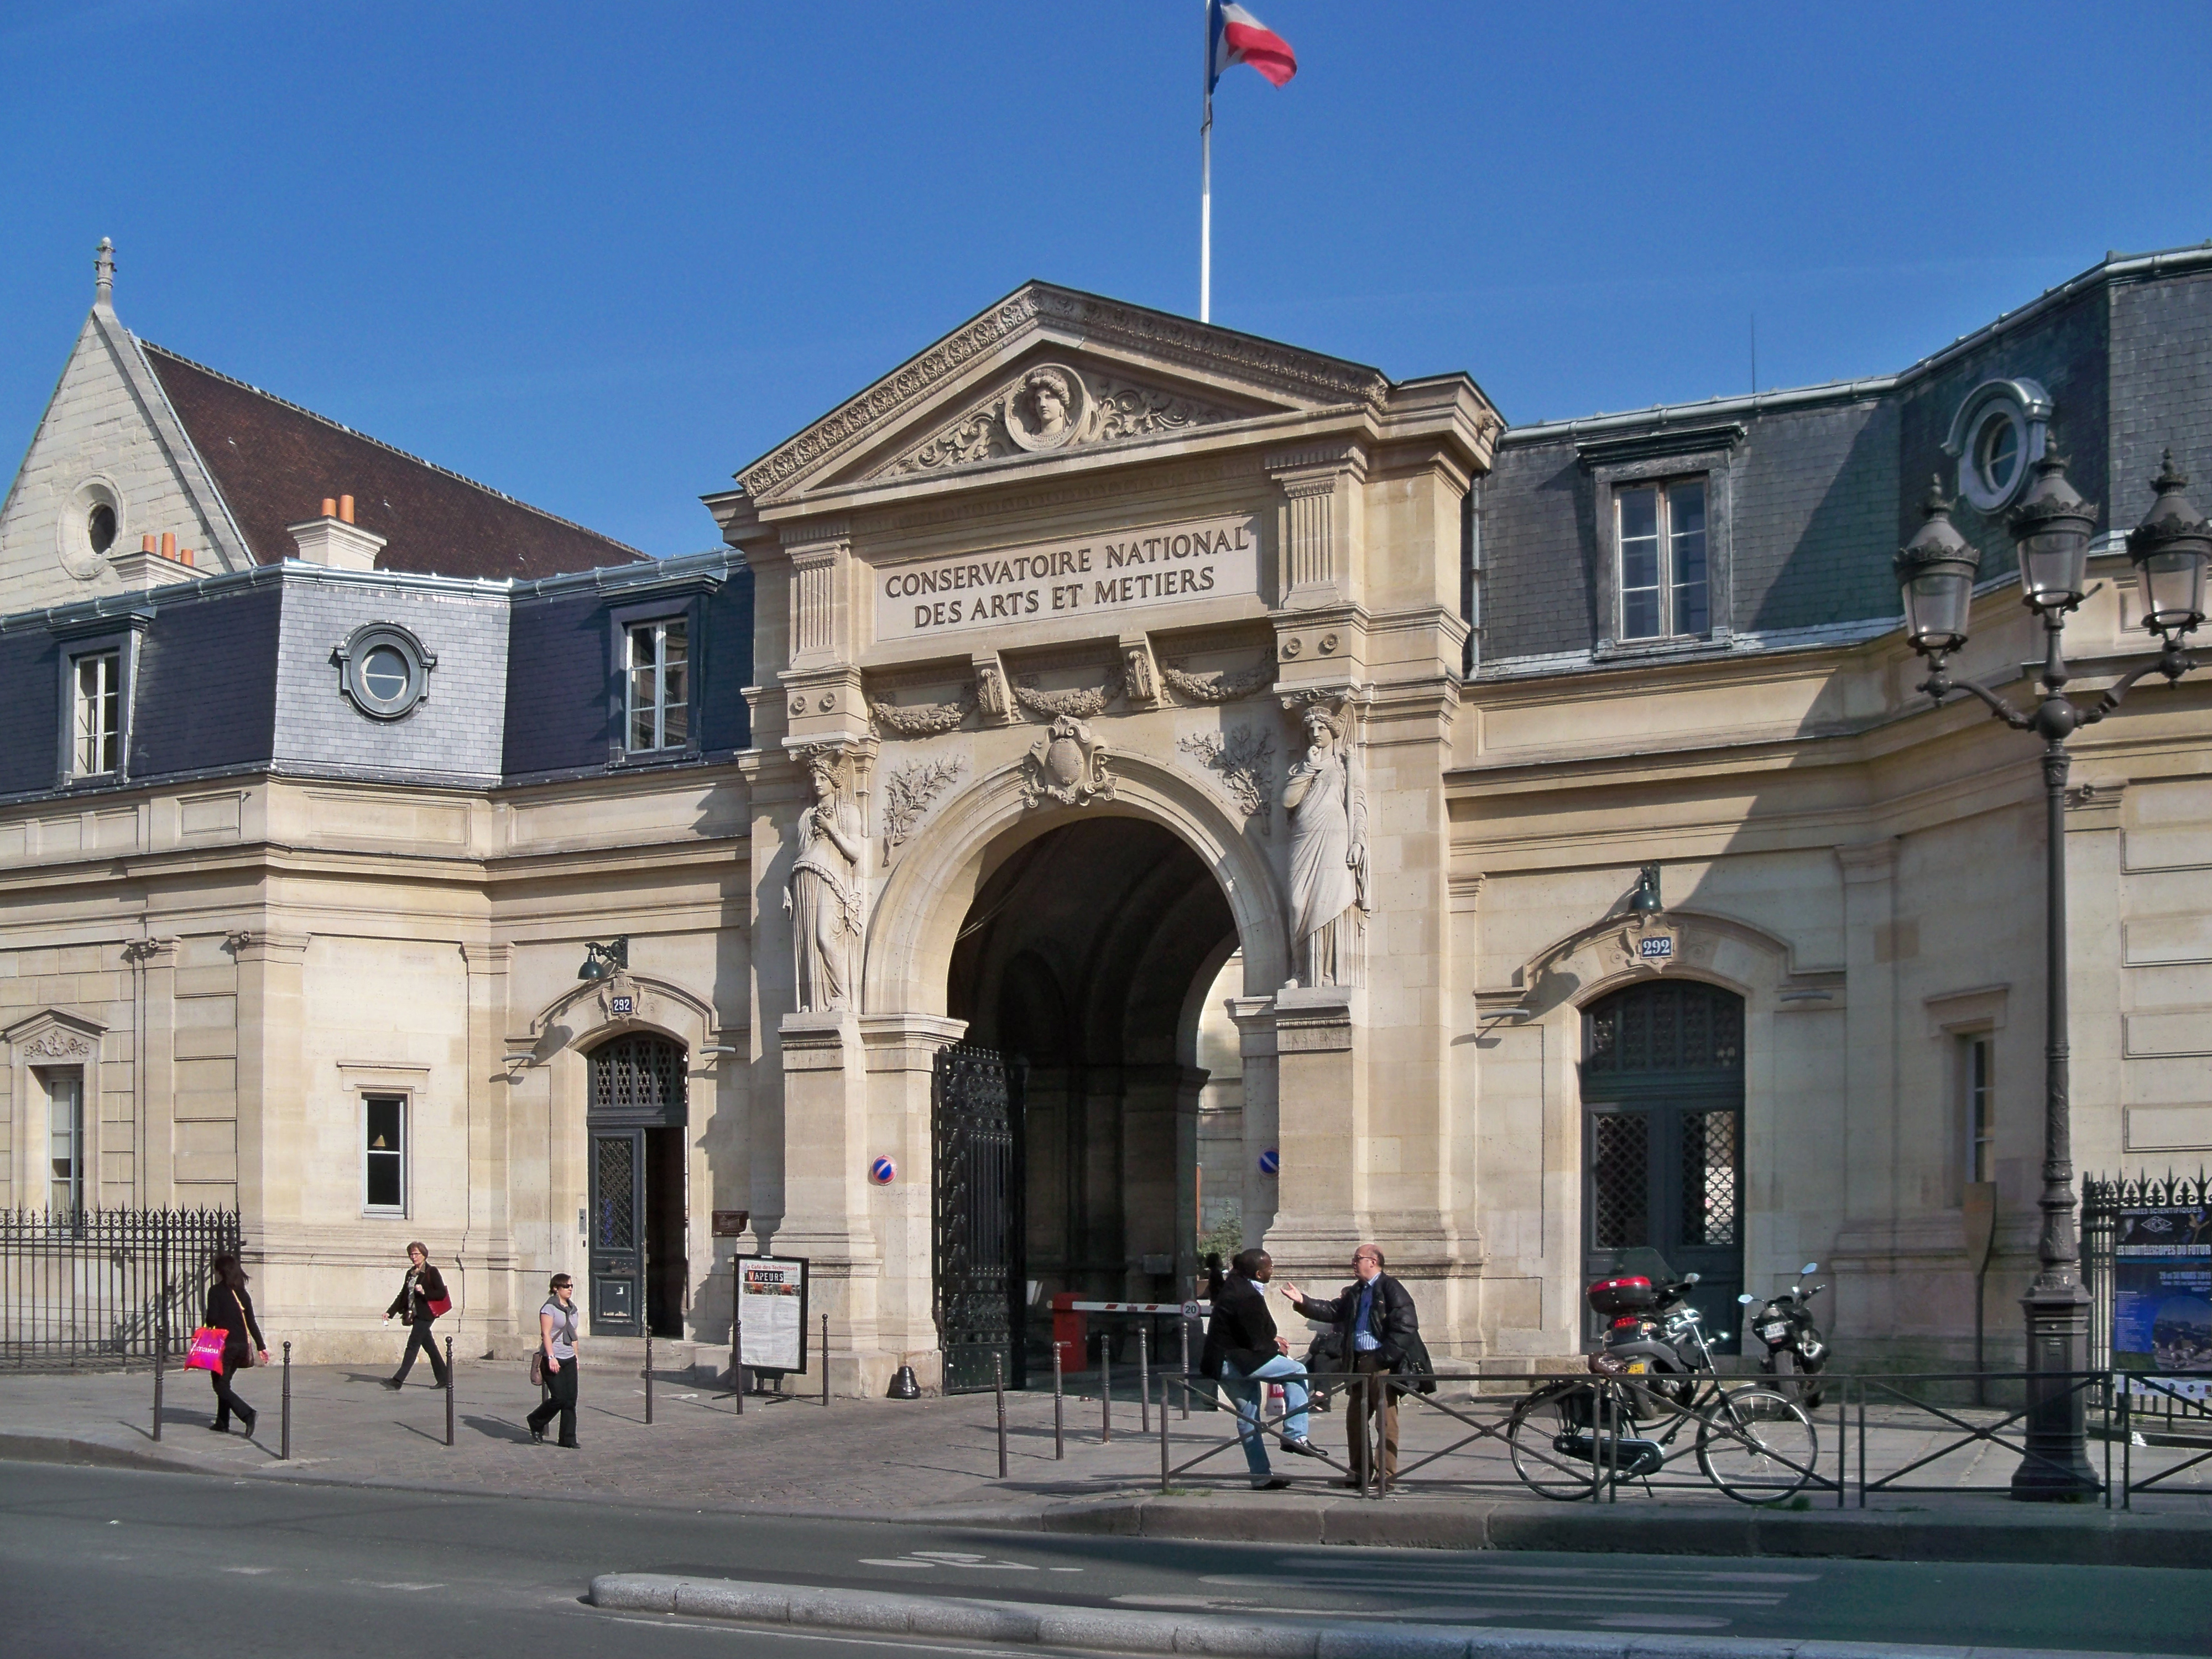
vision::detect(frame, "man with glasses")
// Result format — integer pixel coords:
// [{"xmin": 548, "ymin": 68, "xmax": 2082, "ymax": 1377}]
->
[{"xmin": 1279, "ymin": 1244, "xmax": 1420, "ymax": 1487}]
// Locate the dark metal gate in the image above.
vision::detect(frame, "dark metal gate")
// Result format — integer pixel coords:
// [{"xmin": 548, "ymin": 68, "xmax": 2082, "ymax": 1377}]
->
[
  {"xmin": 1580, "ymin": 980, "xmax": 1745, "ymax": 1344},
  {"xmin": 933, "ymin": 1044, "xmax": 1023, "ymax": 1393},
  {"xmin": 587, "ymin": 1034, "xmax": 687, "ymax": 1337}
]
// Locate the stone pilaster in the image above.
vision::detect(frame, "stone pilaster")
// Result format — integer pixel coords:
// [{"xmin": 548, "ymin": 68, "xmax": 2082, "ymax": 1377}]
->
[
  {"xmin": 1264, "ymin": 984, "xmax": 1365, "ymax": 1277},
  {"xmin": 1228, "ymin": 997, "xmax": 1279, "ymax": 1250},
  {"xmin": 858, "ymin": 1011, "xmax": 967, "ymax": 1392},
  {"xmin": 1270, "ymin": 444, "xmax": 1366, "ymax": 611},
  {"xmin": 461, "ymin": 942, "xmax": 517, "ymax": 1346},
  {"xmin": 124, "ymin": 937, "xmax": 178, "ymax": 1206},
  {"xmin": 228, "ymin": 930, "xmax": 310, "ymax": 1235},
  {"xmin": 776, "ymin": 1010, "xmax": 884, "ymax": 1396}
]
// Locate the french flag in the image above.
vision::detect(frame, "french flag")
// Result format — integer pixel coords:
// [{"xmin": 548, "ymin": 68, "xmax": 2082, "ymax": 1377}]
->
[{"xmin": 1208, "ymin": 1, "xmax": 1297, "ymax": 91}]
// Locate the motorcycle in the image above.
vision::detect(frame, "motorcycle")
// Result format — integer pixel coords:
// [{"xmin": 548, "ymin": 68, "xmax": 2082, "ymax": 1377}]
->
[
  {"xmin": 1739, "ymin": 1261, "xmax": 1829, "ymax": 1408},
  {"xmin": 1571, "ymin": 1250, "xmax": 1725, "ymax": 1475}
]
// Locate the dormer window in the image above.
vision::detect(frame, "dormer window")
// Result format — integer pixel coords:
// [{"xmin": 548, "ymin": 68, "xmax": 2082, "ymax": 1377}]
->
[
  {"xmin": 71, "ymin": 650, "xmax": 120, "ymax": 776},
  {"xmin": 1616, "ymin": 478, "xmax": 1709, "ymax": 641},
  {"xmin": 1945, "ymin": 379, "xmax": 2051, "ymax": 513},
  {"xmin": 625, "ymin": 617, "xmax": 690, "ymax": 752}
]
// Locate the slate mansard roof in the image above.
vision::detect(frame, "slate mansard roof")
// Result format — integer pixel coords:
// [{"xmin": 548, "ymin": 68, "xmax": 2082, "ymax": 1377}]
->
[
  {"xmin": 1473, "ymin": 243, "xmax": 2212, "ymax": 677},
  {"xmin": 138, "ymin": 343, "xmax": 648, "ymax": 581}
]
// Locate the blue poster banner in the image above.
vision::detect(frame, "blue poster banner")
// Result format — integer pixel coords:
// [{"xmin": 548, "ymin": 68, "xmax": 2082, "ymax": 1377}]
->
[{"xmin": 2112, "ymin": 1205, "xmax": 2212, "ymax": 1400}]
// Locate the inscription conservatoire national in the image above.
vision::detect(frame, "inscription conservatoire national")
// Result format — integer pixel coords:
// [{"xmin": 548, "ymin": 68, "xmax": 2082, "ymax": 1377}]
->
[{"xmin": 874, "ymin": 513, "xmax": 1259, "ymax": 643}]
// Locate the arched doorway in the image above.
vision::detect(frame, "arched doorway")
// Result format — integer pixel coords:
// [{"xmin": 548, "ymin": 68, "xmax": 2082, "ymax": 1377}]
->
[
  {"xmin": 1579, "ymin": 980, "xmax": 1745, "ymax": 1344},
  {"xmin": 948, "ymin": 816, "xmax": 1238, "ymax": 1378},
  {"xmin": 586, "ymin": 1032, "xmax": 688, "ymax": 1338}
]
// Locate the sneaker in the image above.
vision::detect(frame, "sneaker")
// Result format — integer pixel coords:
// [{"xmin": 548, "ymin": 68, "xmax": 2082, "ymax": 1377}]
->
[
  {"xmin": 1280, "ymin": 1436, "xmax": 1321, "ymax": 1457},
  {"xmin": 1250, "ymin": 1476, "xmax": 1291, "ymax": 1491}
]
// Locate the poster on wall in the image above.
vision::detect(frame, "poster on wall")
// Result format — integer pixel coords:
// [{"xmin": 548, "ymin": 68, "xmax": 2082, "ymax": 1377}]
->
[
  {"xmin": 2112, "ymin": 1207, "xmax": 2212, "ymax": 1401},
  {"xmin": 738, "ymin": 1255, "xmax": 810, "ymax": 1375}
]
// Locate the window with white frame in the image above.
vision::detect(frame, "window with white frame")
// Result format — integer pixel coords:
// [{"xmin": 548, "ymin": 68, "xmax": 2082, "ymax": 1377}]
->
[
  {"xmin": 44, "ymin": 1068, "xmax": 84, "ymax": 1214},
  {"xmin": 1961, "ymin": 1033, "xmax": 1994, "ymax": 1188},
  {"xmin": 1615, "ymin": 478, "xmax": 1710, "ymax": 641},
  {"xmin": 71, "ymin": 650, "xmax": 120, "ymax": 776},
  {"xmin": 364, "ymin": 1094, "xmax": 406, "ymax": 1214},
  {"xmin": 624, "ymin": 618, "xmax": 690, "ymax": 753}
]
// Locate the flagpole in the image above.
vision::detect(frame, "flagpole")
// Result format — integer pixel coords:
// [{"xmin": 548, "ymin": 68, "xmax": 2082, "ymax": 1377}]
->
[{"xmin": 1201, "ymin": 87, "xmax": 1212, "ymax": 324}]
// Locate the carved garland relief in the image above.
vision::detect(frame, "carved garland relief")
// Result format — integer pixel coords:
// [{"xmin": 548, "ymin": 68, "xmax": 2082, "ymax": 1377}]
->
[{"xmin": 875, "ymin": 363, "xmax": 1244, "ymax": 479}]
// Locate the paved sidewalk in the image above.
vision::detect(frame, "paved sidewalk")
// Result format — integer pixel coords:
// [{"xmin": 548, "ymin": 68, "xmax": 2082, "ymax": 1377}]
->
[{"xmin": 2, "ymin": 1361, "xmax": 2207, "ymax": 1567}]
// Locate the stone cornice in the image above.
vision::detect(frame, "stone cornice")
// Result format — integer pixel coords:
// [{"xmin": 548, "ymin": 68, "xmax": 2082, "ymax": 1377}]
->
[{"xmin": 735, "ymin": 283, "xmax": 1392, "ymax": 505}]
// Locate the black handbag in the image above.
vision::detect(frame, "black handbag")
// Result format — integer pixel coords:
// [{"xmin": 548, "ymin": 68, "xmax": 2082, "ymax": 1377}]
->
[{"xmin": 1397, "ymin": 1331, "xmax": 1439, "ymax": 1395}]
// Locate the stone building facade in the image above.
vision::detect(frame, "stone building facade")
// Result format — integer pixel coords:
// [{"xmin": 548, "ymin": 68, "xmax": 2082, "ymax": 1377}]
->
[{"xmin": 2, "ymin": 243, "xmax": 2207, "ymax": 1379}]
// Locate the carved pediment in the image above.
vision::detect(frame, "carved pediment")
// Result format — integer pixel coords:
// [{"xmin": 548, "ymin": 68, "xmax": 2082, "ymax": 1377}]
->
[
  {"xmin": 4, "ymin": 1009, "xmax": 107, "ymax": 1062},
  {"xmin": 870, "ymin": 362, "xmax": 1250, "ymax": 480},
  {"xmin": 736, "ymin": 281, "xmax": 1394, "ymax": 507}
]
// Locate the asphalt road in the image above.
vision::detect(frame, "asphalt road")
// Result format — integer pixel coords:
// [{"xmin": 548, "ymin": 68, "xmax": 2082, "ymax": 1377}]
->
[{"xmin": 2, "ymin": 1463, "xmax": 2203, "ymax": 1657}]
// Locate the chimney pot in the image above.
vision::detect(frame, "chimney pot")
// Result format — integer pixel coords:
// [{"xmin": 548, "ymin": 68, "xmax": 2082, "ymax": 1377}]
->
[
  {"xmin": 321, "ymin": 498, "xmax": 337, "ymax": 519},
  {"xmin": 338, "ymin": 494, "xmax": 355, "ymax": 524},
  {"xmin": 179, "ymin": 547, "xmax": 194, "ymax": 567},
  {"xmin": 142, "ymin": 534, "xmax": 155, "ymax": 553},
  {"xmin": 160, "ymin": 533, "xmax": 176, "ymax": 560}
]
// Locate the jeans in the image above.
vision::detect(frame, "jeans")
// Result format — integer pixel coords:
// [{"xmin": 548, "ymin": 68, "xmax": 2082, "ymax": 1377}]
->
[
  {"xmin": 1220, "ymin": 1354, "xmax": 1311, "ymax": 1476},
  {"xmin": 393, "ymin": 1317, "xmax": 448, "ymax": 1386},
  {"xmin": 526, "ymin": 1358, "xmax": 579, "ymax": 1445}
]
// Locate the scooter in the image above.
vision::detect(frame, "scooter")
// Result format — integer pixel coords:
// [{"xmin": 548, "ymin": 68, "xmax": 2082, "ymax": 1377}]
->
[
  {"xmin": 1575, "ymin": 1259, "xmax": 1721, "ymax": 1475},
  {"xmin": 1739, "ymin": 1262, "xmax": 1828, "ymax": 1408}
]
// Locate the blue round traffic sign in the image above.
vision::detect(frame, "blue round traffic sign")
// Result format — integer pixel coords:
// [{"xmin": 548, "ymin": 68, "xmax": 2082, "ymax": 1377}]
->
[
  {"xmin": 1259, "ymin": 1148, "xmax": 1280, "ymax": 1177},
  {"xmin": 869, "ymin": 1156, "xmax": 896, "ymax": 1186}
]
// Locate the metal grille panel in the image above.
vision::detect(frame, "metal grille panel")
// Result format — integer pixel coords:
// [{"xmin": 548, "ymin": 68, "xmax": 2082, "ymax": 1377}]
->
[
  {"xmin": 1681, "ymin": 1109, "xmax": 1740, "ymax": 1246},
  {"xmin": 0, "ymin": 1208, "xmax": 241, "ymax": 1370},
  {"xmin": 1590, "ymin": 1114, "xmax": 1649, "ymax": 1250},
  {"xmin": 933, "ymin": 1044, "xmax": 1015, "ymax": 1394},
  {"xmin": 589, "ymin": 1034, "xmax": 686, "ymax": 1123},
  {"xmin": 1585, "ymin": 982, "xmax": 1743, "ymax": 1074},
  {"xmin": 594, "ymin": 1135, "xmax": 636, "ymax": 1250}
]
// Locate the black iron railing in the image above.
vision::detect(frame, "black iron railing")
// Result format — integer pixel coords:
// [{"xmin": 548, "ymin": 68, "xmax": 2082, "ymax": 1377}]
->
[{"xmin": 0, "ymin": 1208, "xmax": 241, "ymax": 1370}]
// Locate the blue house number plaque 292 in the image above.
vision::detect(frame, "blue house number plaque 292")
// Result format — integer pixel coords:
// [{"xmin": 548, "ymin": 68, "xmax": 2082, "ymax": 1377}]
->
[
  {"xmin": 611, "ymin": 994, "xmax": 635, "ymax": 1015},
  {"xmin": 1637, "ymin": 936, "xmax": 1673, "ymax": 961}
]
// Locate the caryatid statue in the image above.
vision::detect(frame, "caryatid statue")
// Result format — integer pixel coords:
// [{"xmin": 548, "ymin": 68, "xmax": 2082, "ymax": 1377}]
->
[
  {"xmin": 1281, "ymin": 698, "xmax": 1370, "ymax": 988},
  {"xmin": 785, "ymin": 745, "xmax": 866, "ymax": 1013}
]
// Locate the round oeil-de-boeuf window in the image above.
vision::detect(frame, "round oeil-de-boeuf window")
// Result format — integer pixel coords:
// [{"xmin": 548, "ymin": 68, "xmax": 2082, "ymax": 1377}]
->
[{"xmin": 335, "ymin": 623, "xmax": 435, "ymax": 719}]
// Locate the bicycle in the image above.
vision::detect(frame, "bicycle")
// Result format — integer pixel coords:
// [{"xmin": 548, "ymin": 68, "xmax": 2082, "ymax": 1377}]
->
[{"xmin": 1506, "ymin": 1366, "xmax": 1819, "ymax": 1505}]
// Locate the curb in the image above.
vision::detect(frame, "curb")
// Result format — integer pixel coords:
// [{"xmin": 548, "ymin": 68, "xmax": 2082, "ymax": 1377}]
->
[
  {"xmin": 586, "ymin": 1573, "xmax": 2195, "ymax": 1659},
  {"xmin": 1009, "ymin": 1495, "xmax": 2212, "ymax": 1571}
]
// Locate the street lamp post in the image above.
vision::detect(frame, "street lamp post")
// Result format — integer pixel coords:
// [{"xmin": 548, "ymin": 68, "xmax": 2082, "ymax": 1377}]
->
[{"xmin": 1893, "ymin": 448, "xmax": 2211, "ymax": 1500}]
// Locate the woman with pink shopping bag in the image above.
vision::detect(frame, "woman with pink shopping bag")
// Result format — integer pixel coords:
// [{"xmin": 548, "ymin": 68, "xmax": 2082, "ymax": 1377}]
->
[{"xmin": 197, "ymin": 1254, "xmax": 268, "ymax": 1435}]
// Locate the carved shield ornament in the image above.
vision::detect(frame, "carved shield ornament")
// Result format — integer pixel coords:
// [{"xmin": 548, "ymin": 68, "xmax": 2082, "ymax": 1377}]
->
[{"xmin": 1022, "ymin": 715, "xmax": 1114, "ymax": 808}]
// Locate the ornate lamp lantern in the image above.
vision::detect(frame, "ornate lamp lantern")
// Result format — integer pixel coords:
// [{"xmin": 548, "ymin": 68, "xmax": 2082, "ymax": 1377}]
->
[
  {"xmin": 2006, "ymin": 446, "xmax": 2098, "ymax": 613},
  {"xmin": 1893, "ymin": 478, "xmax": 1981, "ymax": 653},
  {"xmin": 2126, "ymin": 451, "xmax": 2212, "ymax": 640}
]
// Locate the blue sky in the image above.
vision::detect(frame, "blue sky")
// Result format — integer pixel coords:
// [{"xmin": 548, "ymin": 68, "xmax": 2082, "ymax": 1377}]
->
[{"xmin": 3, "ymin": 1, "xmax": 2208, "ymax": 555}]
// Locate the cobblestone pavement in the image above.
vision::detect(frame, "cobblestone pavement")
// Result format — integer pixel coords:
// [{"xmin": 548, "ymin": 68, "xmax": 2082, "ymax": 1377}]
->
[{"xmin": 3, "ymin": 1360, "xmax": 2208, "ymax": 1526}]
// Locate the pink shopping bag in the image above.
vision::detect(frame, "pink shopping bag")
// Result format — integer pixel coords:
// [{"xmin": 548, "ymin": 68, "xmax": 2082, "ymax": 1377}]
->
[{"xmin": 185, "ymin": 1327, "xmax": 227, "ymax": 1371}]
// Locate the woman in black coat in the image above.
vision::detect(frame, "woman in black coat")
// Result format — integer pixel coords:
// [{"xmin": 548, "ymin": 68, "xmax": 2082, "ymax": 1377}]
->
[
  {"xmin": 382, "ymin": 1241, "xmax": 450, "ymax": 1389},
  {"xmin": 204, "ymin": 1253, "xmax": 268, "ymax": 1435}
]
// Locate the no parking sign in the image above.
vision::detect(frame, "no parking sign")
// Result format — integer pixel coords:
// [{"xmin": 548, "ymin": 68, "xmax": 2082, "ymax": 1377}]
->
[{"xmin": 869, "ymin": 1156, "xmax": 896, "ymax": 1186}]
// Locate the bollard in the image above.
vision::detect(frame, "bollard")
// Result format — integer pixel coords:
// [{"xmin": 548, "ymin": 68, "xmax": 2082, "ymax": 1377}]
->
[
  {"xmin": 1051, "ymin": 1341, "xmax": 1064, "ymax": 1459},
  {"xmin": 821, "ymin": 1313, "xmax": 831, "ymax": 1407},
  {"xmin": 280, "ymin": 1342, "xmax": 292, "ymax": 1461},
  {"xmin": 1100, "ymin": 1335, "xmax": 1112, "ymax": 1443},
  {"xmin": 1139, "ymin": 1328, "xmax": 1151, "ymax": 1436},
  {"xmin": 1179, "ymin": 1312, "xmax": 1191, "ymax": 1420},
  {"xmin": 1159, "ymin": 1361, "xmax": 1171, "ymax": 1494},
  {"xmin": 444, "ymin": 1337, "xmax": 456, "ymax": 1447},
  {"xmin": 152, "ymin": 1320, "xmax": 165, "ymax": 1443},
  {"xmin": 994, "ymin": 1353, "xmax": 1009, "ymax": 1479},
  {"xmin": 644, "ymin": 1328, "xmax": 654, "ymax": 1426}
]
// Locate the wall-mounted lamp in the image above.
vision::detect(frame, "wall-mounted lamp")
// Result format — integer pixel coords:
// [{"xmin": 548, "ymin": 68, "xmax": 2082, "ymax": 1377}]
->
[
  {"xmin": 1628, "ymin": 863, "xmax": 1664, "ymax": 918},
  {"xmin": 577, "ymin": 936, "xmax": 629, "ymax": 982}
]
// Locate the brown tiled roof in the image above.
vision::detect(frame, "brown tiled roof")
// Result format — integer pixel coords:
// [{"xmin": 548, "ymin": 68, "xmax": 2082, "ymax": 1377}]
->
[{"xmin": 140, "ymin": 342, "xmax": 646, "ymax": 580}]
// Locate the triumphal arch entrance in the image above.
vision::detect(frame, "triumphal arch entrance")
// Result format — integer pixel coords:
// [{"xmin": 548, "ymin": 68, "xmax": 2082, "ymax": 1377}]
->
[{"xmin": 708, "ymin": 284, "xmax": 1500, "ymax": 1395}]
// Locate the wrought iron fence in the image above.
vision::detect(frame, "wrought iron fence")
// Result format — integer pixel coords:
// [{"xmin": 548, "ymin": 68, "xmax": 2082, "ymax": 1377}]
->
[{"xmin": 0, "ymin": 1208, "xmax": 242, "ymax": 1370}]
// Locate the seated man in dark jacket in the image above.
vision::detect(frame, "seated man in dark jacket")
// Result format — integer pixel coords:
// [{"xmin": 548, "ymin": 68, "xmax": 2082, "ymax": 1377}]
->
[
  {"xmin": 1279, "ymin": 1244, "xmax": 1418, "ymax": 1485},
  {"xmin": 1199, "ymin": 1248, "xmax": 1318, "ymax": 1488}
]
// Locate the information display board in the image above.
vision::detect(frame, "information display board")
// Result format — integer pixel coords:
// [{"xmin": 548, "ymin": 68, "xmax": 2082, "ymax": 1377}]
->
[
  {"xmin": 737, "ymin": 1254, "xmax": 809, "ymax": 1376},
  {"xmin": 2112, "ymin": 1206, "xmax": 2212, "ymax": 1400}
]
